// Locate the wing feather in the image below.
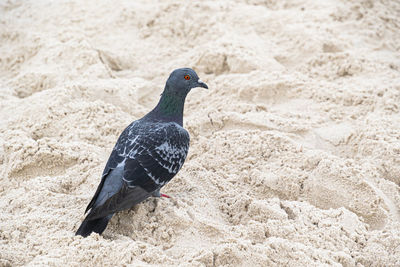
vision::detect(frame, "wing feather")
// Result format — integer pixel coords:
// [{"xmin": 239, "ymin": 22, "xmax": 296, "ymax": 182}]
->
[{"xmin": 85, "ymin": 121, "xmax": 190, "ymax": 215}]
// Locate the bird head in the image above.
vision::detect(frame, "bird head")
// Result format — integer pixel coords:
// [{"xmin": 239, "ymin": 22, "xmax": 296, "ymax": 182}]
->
[{"xmin": 165, "ymin": 68, "xmax": 208, "ymax": 96}]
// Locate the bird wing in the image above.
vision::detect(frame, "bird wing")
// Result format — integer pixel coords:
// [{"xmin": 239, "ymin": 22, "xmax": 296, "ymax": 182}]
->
[
  {"xmin": 84, "ymin": 149, "xmax": 123, "ymax": 214},
  {"xmin": 84, "ymin": 121, "xmax": 190, "ymax": 219},
  {"xmin": 123, "ymin": 122, "xmax": 190, "ymax": 189}
]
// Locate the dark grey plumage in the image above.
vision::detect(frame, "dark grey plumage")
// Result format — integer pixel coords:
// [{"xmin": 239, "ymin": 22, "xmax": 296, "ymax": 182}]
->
[{"xmin": 76, "ymin": 68, "xmax": 208, "ymax": 237}]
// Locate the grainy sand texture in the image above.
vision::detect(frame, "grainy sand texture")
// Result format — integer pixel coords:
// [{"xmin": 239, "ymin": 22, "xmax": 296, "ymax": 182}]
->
[{"xmin": 1, "ymin": 0, "xmax": 400, "ymax": 266}]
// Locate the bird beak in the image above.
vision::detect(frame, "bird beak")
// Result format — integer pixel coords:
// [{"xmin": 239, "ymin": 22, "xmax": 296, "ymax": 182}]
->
[{"xmin": 197, "ymin": 79, "xmax": 208, "ymax": 89}]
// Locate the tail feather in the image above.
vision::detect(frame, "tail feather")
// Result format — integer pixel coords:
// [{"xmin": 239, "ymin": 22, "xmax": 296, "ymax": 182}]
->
[{"xmin": 75, "ymin": 214, "xmax": 113, "ymax": 237}]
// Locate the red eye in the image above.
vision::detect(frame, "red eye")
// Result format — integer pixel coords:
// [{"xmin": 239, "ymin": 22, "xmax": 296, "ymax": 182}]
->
[{"xmin": 184, "ymin": 75, "xmax": 190, "ymax": 80}]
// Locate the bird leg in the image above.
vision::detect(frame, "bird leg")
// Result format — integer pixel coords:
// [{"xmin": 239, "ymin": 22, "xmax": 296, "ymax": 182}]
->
[{"xmin": 152, "ymin": 189, "xmax": 171, "ymax": 198}]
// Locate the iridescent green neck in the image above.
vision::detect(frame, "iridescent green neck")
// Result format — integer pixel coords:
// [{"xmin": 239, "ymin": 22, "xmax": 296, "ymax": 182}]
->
[
  {"xmin": 157, "ymin": 92, "xmax": 186, "ymax": 116},
  {"xmin": 145, "ymin": 87, "xmax": 187, "ymax": 125}
]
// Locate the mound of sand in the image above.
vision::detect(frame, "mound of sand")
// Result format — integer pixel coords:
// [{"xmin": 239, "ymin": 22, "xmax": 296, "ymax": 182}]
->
[{"xmin": 1, "ymin": 0, "xmax": 399, "ymax": 266}]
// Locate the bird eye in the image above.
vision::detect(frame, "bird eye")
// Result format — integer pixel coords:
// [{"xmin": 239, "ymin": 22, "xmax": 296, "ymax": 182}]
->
[{"xmin": 184, "ymin": 75, "xmax": 191, "ymax": 80}]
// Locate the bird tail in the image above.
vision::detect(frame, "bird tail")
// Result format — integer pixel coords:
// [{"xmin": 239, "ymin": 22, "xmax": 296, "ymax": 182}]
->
[{"xmin": 75, "ymin": 214, "xmax": 113, "ymax": 237}]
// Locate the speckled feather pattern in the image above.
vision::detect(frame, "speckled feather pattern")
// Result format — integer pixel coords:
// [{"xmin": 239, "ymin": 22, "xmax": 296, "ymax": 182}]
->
[
  {"xmin": 84, "ymin": 118, "xmax": 190, "ymax": 214},
  {"xmin": 115, "ymin": 120, "xmax": 190, "ymax": 186}
]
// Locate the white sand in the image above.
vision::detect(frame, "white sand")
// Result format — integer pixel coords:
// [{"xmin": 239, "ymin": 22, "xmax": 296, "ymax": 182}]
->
[{"xmin": 1, "ymin": 0, "xmax": 400, "ymax": 266}]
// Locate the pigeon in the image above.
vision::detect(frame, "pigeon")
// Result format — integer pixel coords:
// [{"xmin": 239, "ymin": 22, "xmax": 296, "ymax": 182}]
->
[{"xmin": 76, "ymin": 68, "xmax": 208, "ymax": 237}]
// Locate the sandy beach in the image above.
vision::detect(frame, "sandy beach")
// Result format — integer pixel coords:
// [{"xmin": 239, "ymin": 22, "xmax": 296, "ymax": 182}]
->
[{"xmin": 1, "ymin": 0, "xmax": 400, "ymax": 266}]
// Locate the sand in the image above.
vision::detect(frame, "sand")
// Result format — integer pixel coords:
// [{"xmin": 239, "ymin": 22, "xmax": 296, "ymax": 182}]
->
[{"xmin": 1, "ymin": 0, "xmax": 400, "ymax": 266}]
